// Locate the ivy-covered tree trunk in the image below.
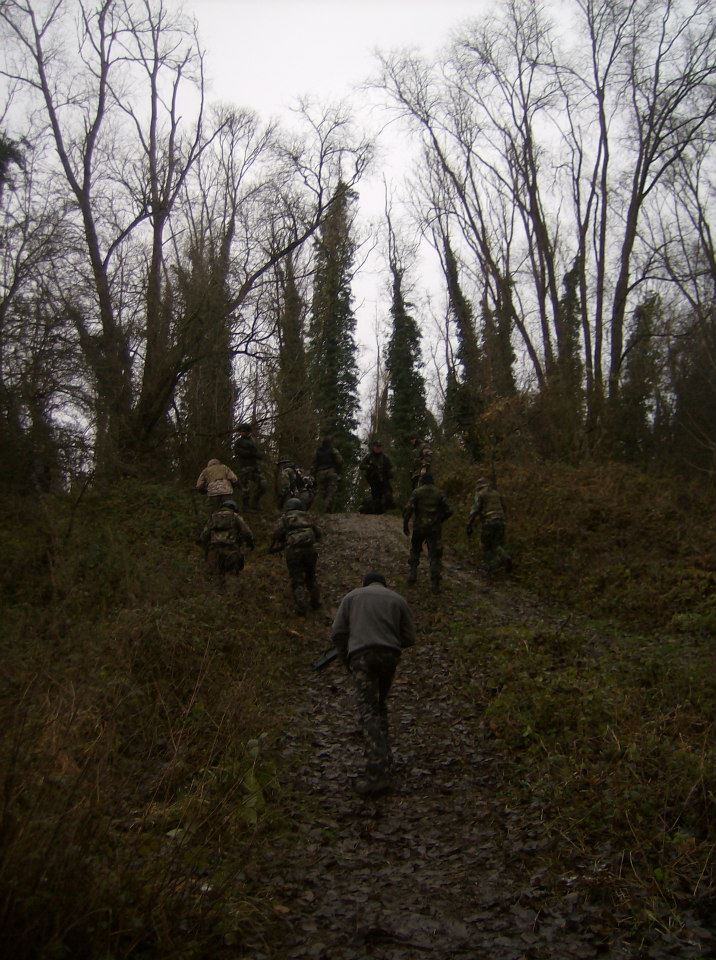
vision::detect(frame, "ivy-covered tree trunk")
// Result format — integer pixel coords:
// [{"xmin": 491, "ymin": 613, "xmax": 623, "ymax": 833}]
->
[
  {"xmin": 385, "ymin": 232, "xmax": 428, "ymax": 497},
  {"xmin": 274, "ymin": 254, "xmax": 315, "ymax": 465},
  {"xmin": 178, "ymin": 242, "xmax": 235, "ymax": 478},
  {"xmin": 443, "ymin": 237, "xmax": 484, "ymax": 459},
  {"xmin": 307, "ymin": 182, "xmax": 360, "ymax": 502}
]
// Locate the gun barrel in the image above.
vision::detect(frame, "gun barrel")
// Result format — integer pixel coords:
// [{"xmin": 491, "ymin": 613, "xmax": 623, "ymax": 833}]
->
[{"xmin": 313, "ymin": 648, "xmax": 339, "ymax": 672}]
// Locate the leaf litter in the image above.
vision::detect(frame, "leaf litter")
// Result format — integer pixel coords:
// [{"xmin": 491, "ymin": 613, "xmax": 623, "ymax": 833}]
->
[{"xmin": 238, "ymin": 514, "xmax": 711, "ymax": 960}]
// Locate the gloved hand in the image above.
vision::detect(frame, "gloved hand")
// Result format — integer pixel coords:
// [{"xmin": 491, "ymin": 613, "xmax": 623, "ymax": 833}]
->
[{"xmin": 466, "ymin": 523, "xmax": 474, "ymax": 538}]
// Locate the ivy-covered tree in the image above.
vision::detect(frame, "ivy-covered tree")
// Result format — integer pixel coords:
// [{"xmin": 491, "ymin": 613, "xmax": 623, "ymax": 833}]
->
[
  {"xmin": 442, "ymin": 236, "xmax": 484, "ymax": 459},
  {"xmin": 613, "ymin": 296, "xmax": 662, "ymax": 465},
  {"xmin": 273, "ymin": 252, "xmax": 315, "ymax": 465},
  {"xmin": 384, "ymin": 216, "xmax": 428, "ymax": 493},
  {"xmin": 307, "ymin": 182, "xmax": 360, "ymax": 491}
]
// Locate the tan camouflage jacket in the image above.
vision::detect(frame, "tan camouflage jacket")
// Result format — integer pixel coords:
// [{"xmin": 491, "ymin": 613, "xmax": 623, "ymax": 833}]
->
[{"xmin": 196, "ymin": 460, "xmax": 238, "ymax": 497}]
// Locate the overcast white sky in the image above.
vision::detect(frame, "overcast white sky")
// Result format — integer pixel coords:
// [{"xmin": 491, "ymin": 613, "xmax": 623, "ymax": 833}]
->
[{"xmin": 182, "ymin": 0, "xmax": 490, "ymax": 397}]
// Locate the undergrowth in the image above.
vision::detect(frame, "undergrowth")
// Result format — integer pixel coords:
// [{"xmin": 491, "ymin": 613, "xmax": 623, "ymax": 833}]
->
[
  {"xmin": 442, "ymin": 457, "xmax": 716, "ymax": 632},
  {"xmin": 0, "ymin": 481, "xmax": 302, "ymax": 959},
  {"xmin": 441, "ymin": 456, "xmax": 716, "ymax": 944}
]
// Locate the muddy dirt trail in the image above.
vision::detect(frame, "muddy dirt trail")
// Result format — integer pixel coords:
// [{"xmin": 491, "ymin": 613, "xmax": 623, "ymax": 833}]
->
[{"xmin": 240, "ymin": 514, "xmax": 687, "ymax": 960}]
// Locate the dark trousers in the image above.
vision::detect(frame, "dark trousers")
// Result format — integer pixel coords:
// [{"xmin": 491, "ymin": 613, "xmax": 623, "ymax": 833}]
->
[
  {"xmin": 368, "ymin": 479, "xmax": 394, "ymax": 512},
  {"xmin": 409, "ymin": 525, "xmax": 443, "ymax": 583},
  {"xmin": 481, "ymin": 519, "xmax": 511, "ymax": 570},
  {"xmin": 285, "ymin": 545, "xmax": 320, "ymax": 613},
  {"xmin": 349, "ymin": 647, "xmax": 399, "ymax": 778}
]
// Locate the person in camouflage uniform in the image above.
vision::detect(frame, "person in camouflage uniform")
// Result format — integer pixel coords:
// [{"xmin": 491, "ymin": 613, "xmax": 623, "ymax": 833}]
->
[
  {"xmin": 330, "ymin": 572, "xmax": 416, "ymax": 797},
  {"xmin": 233, "ymin": 424, "xmax": 267, "ymax": 511},
  {"xmin": 312, "ymin": 436, "xmax": 343, "ymax": 512},
  {"xmin": 295, "ymin": 467, "xmax": 317, "ymax": 511},
  {"xmin": 467, "ymin": 478, "xmax": 512, "ymax": 572},
  {"xmin": 409, "ymin": 435, "xmax": 432, "ymax": 490},
  {"xmin": 403, "ymin": 473, "xmax": 453, "ymax": 594},
  {"xmin": 269, "ymin": 497, "xmax": 322, "ymax": 614},
  {"xmin": 360, "ymin": 440, "xmax": 395, "ymax": 513},
  {"xmin": 275, "ymin": 458, "xmax": 301, "ymax": 509},
  {"xmin": 195, "ymin": 458, "xmax": 238, "ymax": 515},
  {"xmin": 200, "ymin": 499, "xmax": 255, "ymax": 589}
]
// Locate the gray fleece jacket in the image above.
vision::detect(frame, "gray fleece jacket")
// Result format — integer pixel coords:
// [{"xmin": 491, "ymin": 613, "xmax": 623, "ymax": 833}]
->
[{"xmin": 330, "ymin": 582, "xmax": 416, "ymax": 661}]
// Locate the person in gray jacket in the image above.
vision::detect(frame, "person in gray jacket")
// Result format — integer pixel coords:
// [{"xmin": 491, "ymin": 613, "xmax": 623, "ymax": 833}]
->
[{"xmin": 330, "ymin": 571, "xmax": 416, "ymax": 797}]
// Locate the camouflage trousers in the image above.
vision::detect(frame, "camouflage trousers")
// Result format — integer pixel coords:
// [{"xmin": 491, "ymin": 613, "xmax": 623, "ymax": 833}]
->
[
  {"xmin": 236, "ymin": 466, "xmax": 266, "ymax": 510},
  {"xmin": 285, "ymin": 545, "xmax": 320, "ymax": 614},
  {"xmin": 206, "ymin": 546, "xmax": 244, "ymax": 588},
  {"xmin": 349, "ymin": 647, "xmax": 399, "ymax": 779},
  {"xmin": 315, "ymin": 468, "xmax": 339, "ymax": 512},
  {"xmin": 367, "ymin": 479, "xmax": 394, "ymax": 513},
  {"xmin": 480, "ymin": 519, "xmax": 511, "ymax": 571},
  {"xmin": 409, "ymin": 525, "xmax": 443, "ymax": 585}
]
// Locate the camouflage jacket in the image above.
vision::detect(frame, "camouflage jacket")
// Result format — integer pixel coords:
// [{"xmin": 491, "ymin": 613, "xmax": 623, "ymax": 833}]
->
[
  {"xmin": 270, "ymin": 510, "xmax": 322, "ymax": 553},
  {"xmin": 469, "ymin": 488, "xmax": 506, "ymax": 524},
  {"xmin": 196, "ymin": 460, "xmax": 238, "ymax": 497},
  {"xmin": 360, "ymin": 451, "xmax": 394, "ymax": 483},
  {"xmin": 404, "ymin": 483, "xmax": 453, "ymax": 530},
  {"xmin": 200, "ymin": 509, "xmax": 255, "ymax": 551},
  {"xmin": 276, "ymin": 465, "xmax": 300, "ymax": 503},
  {"xmin": 411, "ymin": 443, "xmax": 432, "ymax": 480},
  {"xmin": 313, "ymin": 444, "xmax": 343, "ymax": 474},
  {"xmin": 234, "ymin": 435, "xmax": 264, "ymax": 467}
]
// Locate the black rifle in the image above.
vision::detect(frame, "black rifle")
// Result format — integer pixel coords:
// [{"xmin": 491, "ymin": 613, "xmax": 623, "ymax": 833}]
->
[{"xmin": 313, "ymin": 647, "xmax": 339, "ymax": 672}]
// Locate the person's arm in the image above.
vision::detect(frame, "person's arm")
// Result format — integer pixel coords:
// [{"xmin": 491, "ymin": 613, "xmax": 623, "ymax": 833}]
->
[
  {"xmin": 227, "ymin": 468, "xmax": 238, "ymax": 484},
  {"xmin": 399, "ymin": 602, "xmax": 416, "ymax": 649},
  {"xmin": 196, "ymin": 470, "xmax": 207, "ymax": 492},
  {"xmin": 403, "ymin": 494, "xmax": 415, "ymax": 535},
  {"xmin": 330, "ymin": 597, "xmax": 351, "ymax": 665},
  {"xmin": 440, "ymin": 494, "xmax": 454, "ymax": 522},
  {"xmin": 237, "ymin": 517, "xmax": 255, "ymax": 550},
  {"xmin": 333, "ymin": 448, "xmax": 343, "ymax": 472},
  {"xmin": 312, "ymin": 522, "xmax": 322, "ymax": 542},
  {"xmin": 268, "ymin": 519, "xmax": 285, "ymax": 553},
  {"xmin": 467, "ymin": 495, "xmax": 479, "ymax": 535}
]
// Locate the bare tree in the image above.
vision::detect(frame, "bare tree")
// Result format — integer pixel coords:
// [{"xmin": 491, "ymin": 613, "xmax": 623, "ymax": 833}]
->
[{"xmin": 377, "ymin": 0, "xmax": 716, "ymax": 450}]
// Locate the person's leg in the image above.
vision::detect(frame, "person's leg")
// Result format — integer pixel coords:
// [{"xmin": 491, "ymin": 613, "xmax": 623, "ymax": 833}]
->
[
  {"xmin": 304, "ymin": 548, "xmax": 321, "ymax": 608},
  {"xmin": 350, "ymin": 649, "xmax": 392, "ymax": 781},
  {"xmin": 324, "ymin": 471, "xmax": 338, "ymax": 512},
  {"xmin": 375, "ymin": 650, "xmax": 398, "ymax": 769},
  {"xmin": 286, "ymin": 550, "xmax": 308, "ymax": 613},
  {"xmin": 427, "ymin": 527, "xmax": 443, "ymax": 592},
  {"xmin": 408, "ymin": 529, "xmax": 423, "ymax": 583}
]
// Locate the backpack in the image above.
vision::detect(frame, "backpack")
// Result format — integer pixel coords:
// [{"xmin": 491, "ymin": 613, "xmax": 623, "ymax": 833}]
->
[
  {"xmin": 284, "ymin": 512, "xmax": 316, "ymax": 549},
  {"xmin": 209, "ymin": 510, "xmax": 238, "ymax": 547}
]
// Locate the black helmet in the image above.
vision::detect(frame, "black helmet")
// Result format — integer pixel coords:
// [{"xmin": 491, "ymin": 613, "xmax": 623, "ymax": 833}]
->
[
  {"xmin": 237, "ymin": 422, "xmax": 252, "ymax": 433},
  {"xmin": 284, "ymin": 498, "xmax": 304, "ymax": 511},
  {"xmin": 222, "ymin": 499, "xmax": 238, "ymax": 511}
]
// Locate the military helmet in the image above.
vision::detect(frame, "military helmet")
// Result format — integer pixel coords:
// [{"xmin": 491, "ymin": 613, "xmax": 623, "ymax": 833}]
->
[
  {"xmin": 475, "ymin": 477, "xmax": 489, "ymax": 489},
  {"xmin": 371, "ymin": 438, "xmax": 382, "ymax": 447},
  {"xmin": 284, "ymin": 498, "xmax": 304, "ymax": 511},
  {"xmin": 222, "ymin": 499, "xmax": 238, "ymax": 511},
  {"xmin": 278, "ymin": 456, "xmax": 294, "ymax": 466},
  {"xmin": 237, "ymin": 422, "xmax": 252, "ymax": 433}
]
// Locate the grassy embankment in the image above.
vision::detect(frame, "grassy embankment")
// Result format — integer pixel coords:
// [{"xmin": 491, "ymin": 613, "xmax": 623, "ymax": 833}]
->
[
  {"xmin": 442, "ymin": 460, "xmax": 715, "ymax": 939},
  {"xmin": 0, "ymin": 481, "xmax": 311, "ymax": 959}
]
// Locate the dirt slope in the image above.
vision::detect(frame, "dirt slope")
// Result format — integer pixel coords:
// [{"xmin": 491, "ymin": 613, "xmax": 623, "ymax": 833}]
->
[{"xmin": 239, "ymin": 514, "xmax": 707, "ymax": 960}]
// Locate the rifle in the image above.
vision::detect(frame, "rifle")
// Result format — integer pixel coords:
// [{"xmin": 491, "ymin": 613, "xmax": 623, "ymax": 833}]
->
[{"xmin": 313, "ymin": 647, "xmax": 339, "ymax": 672}]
